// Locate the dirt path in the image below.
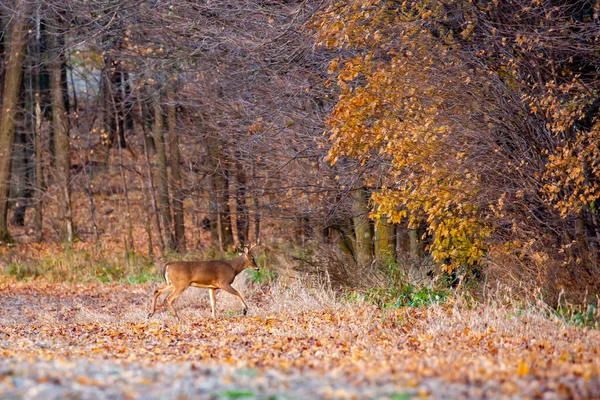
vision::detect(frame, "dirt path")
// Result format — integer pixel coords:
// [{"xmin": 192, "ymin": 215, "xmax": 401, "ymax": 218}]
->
[{"xmin": 1, "ymin": 279, "xmax": 599, "ymax": 398}]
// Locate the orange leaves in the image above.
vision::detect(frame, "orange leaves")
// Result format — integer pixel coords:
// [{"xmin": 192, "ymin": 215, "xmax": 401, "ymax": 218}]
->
[
  {"xmin": 1, "ymin": 280, "xmax": 600, "ymax": 398},
  {"xmin": 543, "ymin": 121, "xmax": 600, "ymax": 218},
  {"xmin": 517, "ymin": 360, "xmax": 530, "ymax": 377},
  {"xmin": 328, "ymin": 57, "xmax": 340, "ymax": 74},
  {"xmin": 313, "ymin": 0, "xmax": 600, "ymax": 270}
]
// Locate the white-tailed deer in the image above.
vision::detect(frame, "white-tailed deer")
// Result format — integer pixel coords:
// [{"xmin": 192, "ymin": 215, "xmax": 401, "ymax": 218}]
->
[{"xmin": 148, "ymin": 244, "xmax": 260, "ymax": 321}]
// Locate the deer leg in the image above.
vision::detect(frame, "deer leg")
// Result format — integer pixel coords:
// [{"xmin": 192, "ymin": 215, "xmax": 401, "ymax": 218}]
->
[
  {"xmin": 165, "ymin": 286, "xmax": 186, "ymax": 322},
  {"xmin": 148, "ymin": 284, "xmax": 173, "ymax": 319},
  {"xmin": 209, "ymin": 288, "xmax": 217, "ymax": 319},
  {"xmin": 220, "ymin": 284, "xmax": 249, "ymax": 315}
]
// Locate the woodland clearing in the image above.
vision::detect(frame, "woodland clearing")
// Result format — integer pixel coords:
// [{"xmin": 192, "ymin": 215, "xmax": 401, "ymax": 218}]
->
[{"xmin": 0, "ymin": 277, "xmax": 599, "ymax": 399}]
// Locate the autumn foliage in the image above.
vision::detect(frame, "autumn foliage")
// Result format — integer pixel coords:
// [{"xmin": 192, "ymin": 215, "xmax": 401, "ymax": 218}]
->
[
  {"xmin": 2, "ymin": 1, "xmax": 600, "ymax": 397},
  {"xmin": 313, "ymin": 0, "xmax": 600, "ymax": 298},
  {"xmin": 1, "ymin": 0, "xmax": 599, "ymax": 311}
]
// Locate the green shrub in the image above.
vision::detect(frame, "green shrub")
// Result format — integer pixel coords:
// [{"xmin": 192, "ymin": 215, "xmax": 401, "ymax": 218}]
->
[
  {"xmin": 555, "ymin": 303, "xmax": 599, "ymax": 329},
  {"xmin": 345, "ymin": 284, "xmax": 448, "ymax": 309},
  {"xmin": 4, "ymin": 262, "xmax": 40, "ymax": 280}
]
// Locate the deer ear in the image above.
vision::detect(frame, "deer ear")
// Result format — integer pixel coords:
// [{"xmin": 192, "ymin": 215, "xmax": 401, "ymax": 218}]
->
[
  {"xmin": 235, "ymin": 246, "xmax": 242, "ymax": 253},
  {"xmin": 243, "ymin": 245, "xmax": 250, "ymax": 254}
]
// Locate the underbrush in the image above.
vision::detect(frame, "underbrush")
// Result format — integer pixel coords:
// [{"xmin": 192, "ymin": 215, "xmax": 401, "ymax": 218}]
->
[
  {"xmin": 0, "ymin": 243, "xmax": 277, "ymax": 286},
  {"xmin": 1, "ymin": 241, "xmax": 598, "ymax": 330},
  {"xmin": 2, "ymin": 247, "xmax": 157, "ymax": 283},
  {"xmin": 0, "ymin": 242, "xmax": 196, "ymax": 283},
  {"xmin": 344, "ymin": 284, "xmax": 449, "ymax": 309},
  {"xmin": 340, "ymin": 259, "xmax": 451, "ymax": 309},
  {"xmin": 554, "ymin": 299, "xmax": 600, "ymax": 329}
]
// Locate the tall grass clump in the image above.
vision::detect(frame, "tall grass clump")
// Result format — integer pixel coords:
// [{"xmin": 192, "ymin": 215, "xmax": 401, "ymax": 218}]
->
[{"xmin": 1, "ymin": 245, "xmax": 156, "ymax": 283}]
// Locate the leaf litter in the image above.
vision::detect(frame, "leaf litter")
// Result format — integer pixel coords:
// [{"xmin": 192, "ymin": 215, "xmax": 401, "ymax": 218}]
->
[{"xmin": 0, "ymin": 278, "xmax": 599, "ymax": 399}]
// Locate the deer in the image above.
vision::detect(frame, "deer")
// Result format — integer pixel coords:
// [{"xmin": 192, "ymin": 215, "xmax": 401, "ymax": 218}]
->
[{"xmin": 147, "ymin": 244, "xmax": 260, "ymax": 321}]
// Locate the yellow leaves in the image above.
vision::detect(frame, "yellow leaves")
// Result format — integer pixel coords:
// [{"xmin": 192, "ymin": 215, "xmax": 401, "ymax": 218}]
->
[
  {"xmin": 460, "ymin": 23, "xmax": 475, "ymax": 39},
  {"xmin": 543, "ymin": 125, "xmax": 600, "ymax": 218},
  {"xmin": 328, "ymin": 58, "xmax": 340, "ymax": 74},
  {"xmin": 517, "ymin": 360, "xmax": 530, "ymax": 377},
  {"xmin": 373, "ymin": 30, "xmax": 382, "ymax": 42},
  {"xmin": 374, "ymin": 177, "xmax": 489, "ymax": 269},
  {"xmin": 312, "ymin": 0, "xmax": 600, "ymax": 269},
  {"xmin": 326, "ymin": 153, "xmax": 338, "ymax": 166},
  {"xmin": 338, "ymin": 58, "xmax": 364, "ymax": 83},
  {"xmin": 569, "ymin": 167, "xmax": 582, "ymax": 179}
]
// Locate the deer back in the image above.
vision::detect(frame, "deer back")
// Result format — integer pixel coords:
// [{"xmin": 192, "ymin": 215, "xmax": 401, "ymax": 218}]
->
[{"xmin": 163, "ymin": 258, "xmax": 243, "ymax": 287}]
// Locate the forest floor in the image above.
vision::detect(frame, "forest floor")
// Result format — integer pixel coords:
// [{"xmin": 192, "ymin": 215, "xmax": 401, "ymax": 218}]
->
[{"xmin": 1, "ymin": 277, "xmax": 599, "ymax": 399}]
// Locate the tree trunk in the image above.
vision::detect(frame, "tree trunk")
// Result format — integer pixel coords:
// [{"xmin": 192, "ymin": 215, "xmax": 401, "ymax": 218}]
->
[
  {"xmin": 153, "ymin": 99, "xmax": 175, "ymax": 250},
  {"xmin": 395, "ymin": 224, "xmax": 402, "ymax": 263},
  {"xmin": 117, "ymin": 115, "xmax": 135, "ymax": 253},
  {"xmin": 409, "ymin": 229, "xmax": 419, "ymax": 260},
  {"xmin": 374, "ymin": 216, "xmax": 395, "ymax": 263},
  {"xmin": 351, "ymin": 186, "xmax": 373, "ymax": 267},
  {"xmin": 102, "ymin": 63, "xmax": 135, "ymax": 252},
  {"xmin": 33, "ymin": 10, "xmax": 43, "ymax": 242},
  {"xmin": 48, "ymin": 22, "xmax": 74, "ymax": 244},
  {"xmin": 136, "ymin": 97, "xmax": 163, "ymax": 255},
  {"xmin": 167, "ymin": 85, "xmax": 186, "ymax": 253},
  {"xmin": 299, "ymin": 193, "xmax": 314, "ymax": 246},
  {"xmin": 0, "ymin": 1, "xmax": 29, "ymax": 243},
  {"xmin": 101, "ymin": 51, "xmax": 127, "ymax": 165},
  {"xmin": 12, "ymin": 130, "xmax": 32, "ymax": 227},
  {"xmin": 218, "ymin": 170, "xmax": 233, "ymax": 249},
  {"xmin": 101, "ymin": 52, "xmax": 116, "ymax": 166},
  {"xmin": 101, "ymin": 65, "xmax": 112, "ymax": 164},
  {"xmin": 12, "ymin": 63, "xmax": 30, "ymax": 227},
  {"xmin": 235, "ymin": 152, "xmax": 249, "ymax": 245},
  {"xmin": 254, "ymin": 197, "xmax": 261, "ymax": 245},
  {"xmin": 206, "ymin": 134, "xmax": 233, "ymax": 249},
  {"xmin": 0, "ymin": 11, "xmax": 5, "ymax": 105},
  {"xmin": 252, "ymin": 165, "xmax": 261, "ymax": 245},
  {"xmin": 207, "ymin": 164, "xmax": 220, "ymax": 249}
]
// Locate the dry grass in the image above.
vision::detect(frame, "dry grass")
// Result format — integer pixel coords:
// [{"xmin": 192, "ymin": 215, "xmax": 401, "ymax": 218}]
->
[{"xmin": 1, "ymin": 274, "xmax": 600, "ymax": 397}]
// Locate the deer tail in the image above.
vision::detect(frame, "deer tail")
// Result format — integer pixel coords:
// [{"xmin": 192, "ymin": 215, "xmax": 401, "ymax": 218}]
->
[{"xmin": 162, "ymin": 262, "xmax": 171, "ymax": 283}]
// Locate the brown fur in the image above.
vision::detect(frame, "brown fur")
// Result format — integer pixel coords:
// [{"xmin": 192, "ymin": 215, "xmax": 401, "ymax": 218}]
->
[{"xmin": 148, "ymin": 245, "xmax": 259, "ymax": 321}]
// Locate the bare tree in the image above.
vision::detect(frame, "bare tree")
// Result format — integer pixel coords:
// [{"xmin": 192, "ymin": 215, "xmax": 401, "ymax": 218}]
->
[
  {"xmin": 47, "ymin": 17, "xmax": 74, "ymax": 244},
  {"xmin": 235, "ymin": 151, "xmax": 249, "ymax": 245},
  {"xmin": 167, "ymin": 83, "xmax": 186, "ymax": 253},
  {"xmin": 153, "ymin": 95, "xmax": 175, "ymax": 251},
  {"xmin": 33, "ymin": 8, "xmax": 44, "ymax": 242},
  {"xmin": 0, "ymin": 0, "xmax": 29, "ymax": 243},
  {"xmin": 206, "ymin": 133, "xmax": 234, "ymax": 250}
]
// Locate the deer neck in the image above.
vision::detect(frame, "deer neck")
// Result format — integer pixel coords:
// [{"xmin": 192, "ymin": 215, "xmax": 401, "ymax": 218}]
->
[{"xmin": 229, "ymin": 254, "xmax": 247, "ymax": 275}]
